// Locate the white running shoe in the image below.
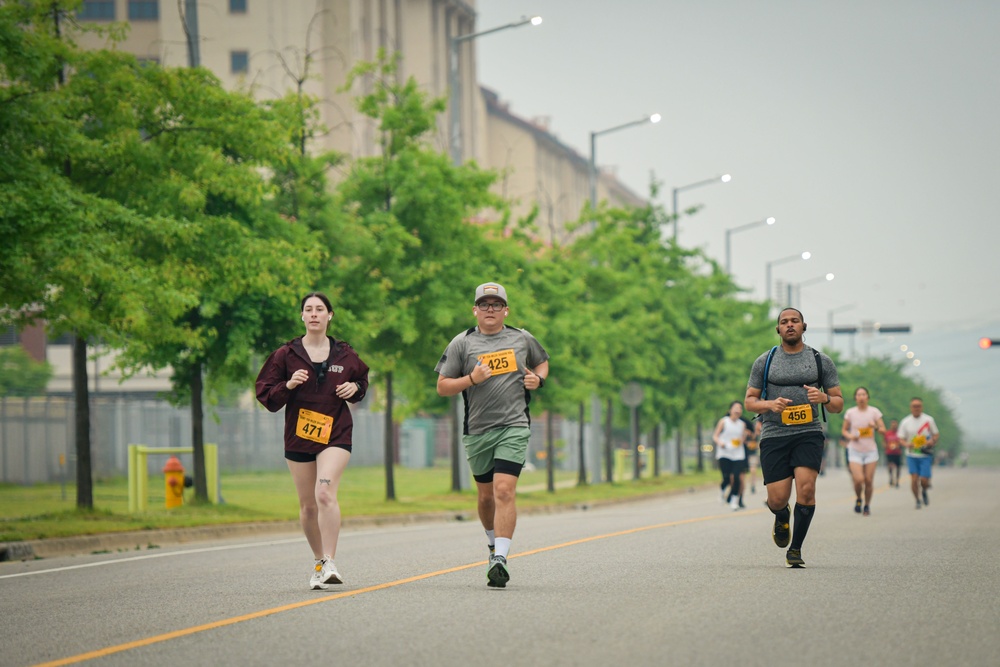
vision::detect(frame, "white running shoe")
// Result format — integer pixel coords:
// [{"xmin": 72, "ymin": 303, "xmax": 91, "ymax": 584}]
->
[
  {"xmin": 310, "ymin": 560, "xmax": 329, "ymax": 590},
  {"xmin": 319, "ymin": 558, "xmax": 343, "ymax": 585},
  {"xmin": 729, "ymin": 496, "xmax": 740, "ymax": 511}
]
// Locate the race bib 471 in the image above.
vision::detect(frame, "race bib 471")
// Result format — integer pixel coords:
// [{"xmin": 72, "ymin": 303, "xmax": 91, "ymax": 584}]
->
[{"xmin": 296, "ymin": 409, "xmax": 333, "ymax": 444}]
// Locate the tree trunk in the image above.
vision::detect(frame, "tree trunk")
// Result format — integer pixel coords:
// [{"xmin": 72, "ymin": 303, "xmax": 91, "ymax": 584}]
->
[
  {"xmin": 546, "ymin": 410, "xmax": 555, "ymax": 493},
  {"xmin": 696, "ymin": 422, "xmax": 705, "ymax": 472},
  {"xmin": 191, "ymin": 361, "xmax": 208, "ymax": 502},
  {"xmin": 675, "ymin": 428, "xmax": 684, "ymax": 474},
  {"xmin": 384, "ymin": 371, "xmax": 396, "ymax": 500},
  {"xmin": 632, "ymin": 407, "xmax": 640, "ymax": 481},
  {"xmin": 450, "ymin": 396, "xmax": 461, "ymax": 492},
  {"xmin": 604, "ymin": 398, "xmax": 614, "ymax": 483},
  {"xmin": 652, "ymin": 423, "xmax": 660, "ymax": 477},
  {"xmin": 72, "ymin": 335, "xmax": 93, "ymax": 509},
  {"xmin": 577, "ymin": 402, "xmax": 587, "ymax": 485}
]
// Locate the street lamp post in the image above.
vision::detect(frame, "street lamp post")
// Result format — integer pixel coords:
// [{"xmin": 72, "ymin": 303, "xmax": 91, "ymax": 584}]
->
[
  {"xmin": 671, "ymin": 173, "xmax": 731, "ymax": 241},
  {"xmin": 589, "ymin": 114, "xmax": 662, "ymax": 212},
  {"xmin": 827, "ymin": 303, "xmax": 857, "ymax": 350},
  {"xmin": 724, "ymin": 216, "xmax": 775, "ymax": 274},
  {"xmin": 765, "ymin": 251, "xmax": 811, "ymax": 304},
  {"xmin": 788, "ymin": 272, "xmax": 834, "ymax": 308},
  {"xmin": 449, "ymin": 15, "xmax": 542, "ymax": 165}
]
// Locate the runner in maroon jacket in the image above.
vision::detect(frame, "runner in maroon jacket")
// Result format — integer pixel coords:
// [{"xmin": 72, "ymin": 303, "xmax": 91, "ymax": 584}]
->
[{"xmin": 256, "ymin": 292, "xmax": 369, "ymax": 590}]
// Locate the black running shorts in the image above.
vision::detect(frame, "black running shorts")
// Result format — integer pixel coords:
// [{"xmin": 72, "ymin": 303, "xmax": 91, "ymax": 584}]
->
[
  {"xmin": 285, "ymin": 444, "xmax": 352, "ymax": 462},
  {"xmin": 759, "ymin": 431, "xmax": 825, "ymax": 484}
]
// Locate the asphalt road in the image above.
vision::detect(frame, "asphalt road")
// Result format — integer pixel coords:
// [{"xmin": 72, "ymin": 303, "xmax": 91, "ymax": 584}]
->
[{"xmin": 2, "ymin": 467, "xmax": 998, "ymax": 667}]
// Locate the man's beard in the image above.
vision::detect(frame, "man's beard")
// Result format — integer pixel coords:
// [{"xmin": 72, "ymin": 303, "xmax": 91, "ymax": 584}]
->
[{"xmin": 782, "ymin": 329, "xmax": 802, "ymax": 345}]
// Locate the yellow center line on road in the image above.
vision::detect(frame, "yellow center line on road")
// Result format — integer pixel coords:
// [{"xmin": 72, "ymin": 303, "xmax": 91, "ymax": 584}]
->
[{"xmin": 33, "ymin": 485, "xmax": 882, "ymax": 667}]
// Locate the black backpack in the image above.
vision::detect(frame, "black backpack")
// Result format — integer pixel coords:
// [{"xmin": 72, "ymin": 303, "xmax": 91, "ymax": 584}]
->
[{"xmin": 760, "ymin": 346, "xmax": 827, "ymax": 422}]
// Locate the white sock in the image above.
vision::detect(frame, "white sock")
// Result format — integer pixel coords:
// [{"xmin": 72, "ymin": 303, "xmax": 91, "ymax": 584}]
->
[{"xmin": 495, "ymin": 537, "xmax": 511, "ymax": 559}]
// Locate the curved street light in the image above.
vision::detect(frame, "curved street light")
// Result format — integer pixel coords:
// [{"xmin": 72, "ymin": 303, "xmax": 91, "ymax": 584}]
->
[
  {"xmin": 826, "ymin": 303, "xmax": 857, "ymax": 349},
  {"xmin": 765, "ymin": 251, "xmax": 810, "ymax": 304},
  {"xmin": 725, "ymin": 216, "xmax": 775, "ymax": 274},
  {"xmin": 589, "ymin": 113, "xmax": 662, "ymax": 211},
  {"xmin": 671, "ymin": 173, "xmax": 731, "ymax": 241},
  {"xmin": 450, "ymin": 16, "xmax": 543, "ymax": 165},
  {"xmin": 787, "ymin": 272, "xmax": 834, "ymax": 307}
]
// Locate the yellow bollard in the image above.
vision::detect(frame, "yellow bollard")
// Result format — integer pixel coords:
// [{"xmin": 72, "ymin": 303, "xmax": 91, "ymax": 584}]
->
[{"xmin": 163, "ymin": 456, "xmax": 185, "ymax": 508}]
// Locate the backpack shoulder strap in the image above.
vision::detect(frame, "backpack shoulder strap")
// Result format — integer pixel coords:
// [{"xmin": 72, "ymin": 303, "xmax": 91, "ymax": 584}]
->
[
  {"xmin": 760, "ymin": 346, "xmax": 778, "ymax": 401},
  {"xmin": 812, "ymin": 347, "xmax": 827, "ymax": 422}
]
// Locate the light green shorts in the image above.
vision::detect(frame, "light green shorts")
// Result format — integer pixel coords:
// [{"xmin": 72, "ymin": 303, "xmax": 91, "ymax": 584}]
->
[{"xmin": 463, "ymin": 427, "xmax": 530, "ymax": 477}]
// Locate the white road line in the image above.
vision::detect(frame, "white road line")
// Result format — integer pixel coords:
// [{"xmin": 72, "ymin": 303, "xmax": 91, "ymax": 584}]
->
[{"xmin": 0, "ymin": 522, "xmax": 454, "ymax": 580}]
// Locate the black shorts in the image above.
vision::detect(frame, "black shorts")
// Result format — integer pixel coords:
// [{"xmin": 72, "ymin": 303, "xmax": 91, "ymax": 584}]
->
[
  {"xmin": 886, "ymin": 453, "xmax": 902, "ymax": 466},
  {"xmin": 759, "ymin": 431, "xmax": 825, "ymax": 484},
  {"xmin": 472, "ymin": 457, "xmax": 524, "ymax": 484},
  {"xmin": 719, "ymin": 458, "xmax": 748, "ymax": 477},
  {"xmin": 285, "ymin": 444, "xmax": 352, "ymax": 462}
]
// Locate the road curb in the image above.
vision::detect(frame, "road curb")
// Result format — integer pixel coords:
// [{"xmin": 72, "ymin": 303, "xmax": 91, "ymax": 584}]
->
[{"xmin": 0, "ymin": 485, "xmax": 710, "ymax": 561}]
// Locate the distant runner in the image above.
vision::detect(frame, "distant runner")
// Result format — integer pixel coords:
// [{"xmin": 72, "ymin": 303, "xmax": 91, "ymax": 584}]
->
[
  {"xmin": 712, "ymin": 401, "xmax": 750, "ymax": 511},
  {"xmin": 884, "ymin": 419, "xmax": 902, "ymax": 488},
  {"xmin": 841, "ymin": 387, "xmax": 886, "ymax": 516},
  {"xmin": 896, "ymin": 397, "xmax": 939, "ymax": 509}
]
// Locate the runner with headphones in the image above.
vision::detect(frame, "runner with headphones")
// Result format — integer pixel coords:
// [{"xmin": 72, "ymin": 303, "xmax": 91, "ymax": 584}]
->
[{"xmin": 745, "ymin": 308, "xmax": 844, "ymax": 568}]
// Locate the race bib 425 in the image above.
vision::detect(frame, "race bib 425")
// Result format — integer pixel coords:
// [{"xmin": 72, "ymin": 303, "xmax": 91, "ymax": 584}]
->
[{"xmin": 477, "ymin": 349, "xmax": 518, "ymax": 376}]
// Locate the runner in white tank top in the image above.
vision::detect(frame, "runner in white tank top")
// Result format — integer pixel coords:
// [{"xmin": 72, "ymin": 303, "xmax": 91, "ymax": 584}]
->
[{"xmin": 713, "ymin": 401, "xmax": 750, "ymax": 511}]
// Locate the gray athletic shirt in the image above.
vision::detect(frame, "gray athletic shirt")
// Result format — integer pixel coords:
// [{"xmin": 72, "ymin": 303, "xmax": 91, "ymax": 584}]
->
[
  {"xmin": 747, "ymin": 345, "xmax": 839, "ymax": 440},
  {"xmin": 435, "ymin": 325, "xmax": 549, "ymax": 435}
]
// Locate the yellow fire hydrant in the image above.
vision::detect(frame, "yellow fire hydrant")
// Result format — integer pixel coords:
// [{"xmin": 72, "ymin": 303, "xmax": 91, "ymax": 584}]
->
[{"xmin": 163, "ymin": 456, "xmax": 185, "ymax": 508}]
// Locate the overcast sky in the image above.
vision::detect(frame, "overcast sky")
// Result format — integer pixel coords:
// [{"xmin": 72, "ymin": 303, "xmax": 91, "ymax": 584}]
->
[{"xmin": 474, "ymin": 0, "xmax": 999, "ymax": 442}]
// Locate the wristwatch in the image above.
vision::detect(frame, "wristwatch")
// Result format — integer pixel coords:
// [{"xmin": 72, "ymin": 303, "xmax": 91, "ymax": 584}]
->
[{"xmin": 537, "ymin": 376, "xmax": 546, "ymax": 389}]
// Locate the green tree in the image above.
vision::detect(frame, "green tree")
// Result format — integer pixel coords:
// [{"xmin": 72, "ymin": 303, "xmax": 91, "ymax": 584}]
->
[
  {"xmin": 829, "ymin": 355, "xmax": 963, "ymax": 460},
  {"xmin": 0, "ymin": 1, "xmax": 167, "ymax": 508},
  {"xmin": 333, "ymin": 52, "xmax": 507, "ymax": 499},
  {"xmin": 55, "ymin": 52, "xmax": 323, "ymax": 502},
  {"xmin": 0, "ymin": 347, "xmax": 54, "ymax": 397}
]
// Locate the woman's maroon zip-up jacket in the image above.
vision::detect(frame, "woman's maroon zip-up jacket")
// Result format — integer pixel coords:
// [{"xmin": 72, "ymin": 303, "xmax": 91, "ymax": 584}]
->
[{"xmin": 255, "ymin": 336, "xmax": 370, "ymax": 454}]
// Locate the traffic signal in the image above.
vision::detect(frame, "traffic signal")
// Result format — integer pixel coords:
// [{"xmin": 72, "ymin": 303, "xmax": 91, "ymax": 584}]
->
[
  {"xmin": 876, "ymin": 325, "xmax": 911, "ymax": 334},
  {"xmin": 980, "ymin": 337, "xmax": 999, "ymax": 349}
]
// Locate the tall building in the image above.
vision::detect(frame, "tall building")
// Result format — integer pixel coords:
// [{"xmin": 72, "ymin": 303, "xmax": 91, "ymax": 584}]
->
[
  {"xmin": 11, "ymin": 0, "xmax": 645, "ymax": 394},
  {"xmin": 71, "ymin": 0, "xmax": 643, "ymax": 233},
  {"xmin": 73, "ymin": 0, "xmax": 485, "ymax": 163}
]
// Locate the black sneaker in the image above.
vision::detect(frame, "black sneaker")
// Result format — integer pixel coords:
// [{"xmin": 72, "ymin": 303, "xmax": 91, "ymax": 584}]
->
[
  {"xmin": 922, "ymin": 489, "xmax": 929, "ymax": 506},
  {"xmin": 863, "ymin": 505, "xmax": 870, "ymax": 517},
  {"xmin": 854, "ymin": 498, "xmax": 862, "ymax": 514},
  {"xmin": 915, "ymin": 500, "xmax": 922, "ymax": 509},
  {"xmin": 772, "ymin": 506, "xmax": 791, "ymax": 548},
  {"xmin": 487, "ymin": 555, "xmax": 509, "ymax": 588},
  {"xmin": 786, "ymin": 548, "xmax": 805, "ymax": 568}
]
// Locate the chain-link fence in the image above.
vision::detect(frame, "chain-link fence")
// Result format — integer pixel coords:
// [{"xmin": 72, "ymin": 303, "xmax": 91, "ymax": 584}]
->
[{"xmin": 0, "ymin": 396, "xmax": 581, "ymax": 484}]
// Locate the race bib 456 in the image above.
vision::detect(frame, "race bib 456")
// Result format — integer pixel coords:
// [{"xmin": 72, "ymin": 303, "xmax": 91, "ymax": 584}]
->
[{"xmin": 781, "ymin": 405, "xmax": 812, "ymax": 426}]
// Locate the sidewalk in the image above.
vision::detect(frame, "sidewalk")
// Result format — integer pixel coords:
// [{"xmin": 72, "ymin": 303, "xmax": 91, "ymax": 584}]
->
[{"xmin": 1, "ymin": 478, "xmax": 696, "ymax": 562}]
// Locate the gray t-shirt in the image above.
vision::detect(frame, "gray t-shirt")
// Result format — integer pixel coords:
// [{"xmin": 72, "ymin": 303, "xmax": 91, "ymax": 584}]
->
[
  {"xmin": 435, "ymin": 325, "xmax": 549, "ymax": 435},
  {"xmin": 747, "ymin": 345, "xmax": 839, "ymax": 440}
]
